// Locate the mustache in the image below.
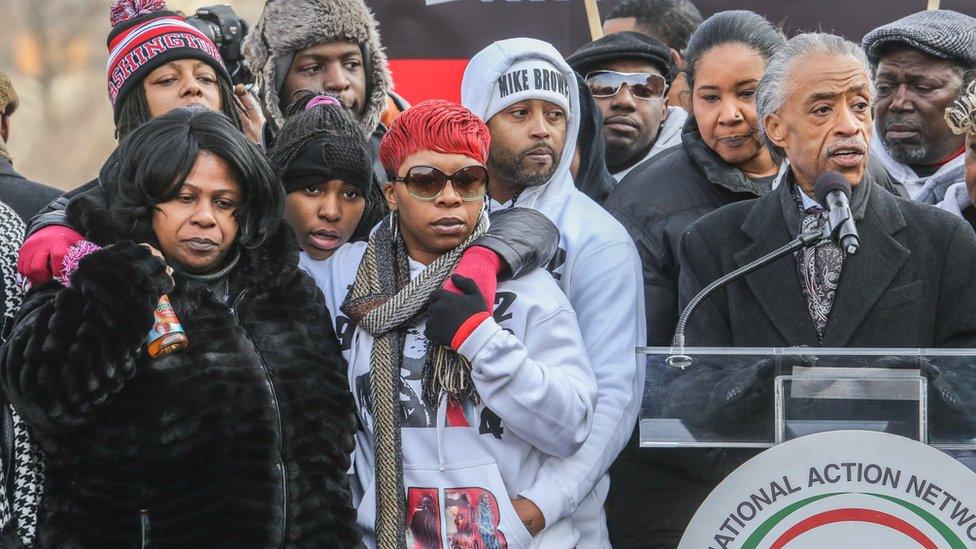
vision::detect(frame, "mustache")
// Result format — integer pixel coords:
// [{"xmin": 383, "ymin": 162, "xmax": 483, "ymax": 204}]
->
[
  {"xmin": 883, "ymin": 116, "xmax": 922, "ymax": 132},
  {"xmin": 518, "ymin": 143, "xmax": 558, "ymax": 159},
  {"xmin": 826, "ymin": 137, "xmax": 868, "ymax": 156}
]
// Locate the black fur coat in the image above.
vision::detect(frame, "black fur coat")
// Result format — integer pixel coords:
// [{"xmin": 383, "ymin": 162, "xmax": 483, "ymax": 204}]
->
[{"xmin": 0, "ymin": 194, "xmax": 360, "ymax": 548}]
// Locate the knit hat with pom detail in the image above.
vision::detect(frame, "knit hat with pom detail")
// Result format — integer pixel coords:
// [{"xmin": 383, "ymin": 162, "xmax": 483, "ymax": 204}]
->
[{"xmin": 106, "ymin": 0, "xmax": 231, "ymax": 122}]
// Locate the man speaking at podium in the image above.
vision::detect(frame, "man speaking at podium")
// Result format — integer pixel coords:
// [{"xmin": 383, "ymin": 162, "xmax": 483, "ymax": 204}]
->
[
  {"xmin": 654, "ymin": 32, "xmax": 976, "ymax": 545},
  {"xmin": 678, "ymin": 32, "xmax": 976, "ymax": 349}
]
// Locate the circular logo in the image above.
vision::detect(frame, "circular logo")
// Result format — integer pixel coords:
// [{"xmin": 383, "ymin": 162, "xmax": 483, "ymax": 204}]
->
[{"xmin": 679, "ymin": 431, "xmax": 976, "ymax": 548}]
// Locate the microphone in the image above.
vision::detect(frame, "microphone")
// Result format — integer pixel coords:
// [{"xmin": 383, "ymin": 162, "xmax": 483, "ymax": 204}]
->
[{"xmin": 814, "ymin": 171, "xmax": 860, "ymax": 255}]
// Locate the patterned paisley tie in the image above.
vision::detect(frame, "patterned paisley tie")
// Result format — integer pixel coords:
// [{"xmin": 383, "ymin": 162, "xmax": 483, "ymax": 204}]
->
[{"xmin": 796, "ymin": 199, "xmax": 845, "ymax": 340}]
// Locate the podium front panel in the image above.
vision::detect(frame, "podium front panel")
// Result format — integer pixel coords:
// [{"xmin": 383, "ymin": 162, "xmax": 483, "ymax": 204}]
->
[{"xmin": 639, "ymin": 347, "xmax": 976, "ymax": 449}]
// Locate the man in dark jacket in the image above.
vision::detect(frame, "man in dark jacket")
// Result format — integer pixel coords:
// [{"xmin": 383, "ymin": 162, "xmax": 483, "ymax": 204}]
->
[
  {"xmin": 668, "ymin": 32, "xmax": 976, "ymax": 546},
  {"xmin": 862, "ymin": 10, "xmax": 976, "ymax": 205},
  {"xmin": 0, "ymin": 71, "xmax": 60, "ymax": 225},
  {"xmin": 0, "ymin": 71, "xmax": 60, "ymax": 333},
  {"xmin": 681, "ymin": 31, "xmax": 976, "ymax": 348},
  {"xmin": 567, "ymin": 32, "xmax": 686, "ymax": 184}
]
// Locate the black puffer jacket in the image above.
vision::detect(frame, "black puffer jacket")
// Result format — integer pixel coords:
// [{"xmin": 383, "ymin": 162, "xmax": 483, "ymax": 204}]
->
[
  {"xmin": 1, "ymin": 194, "xmax": 359, "ymax": 548},
  {"xmin": 604, "ymin": 117, "xmax": 771, "ymax": 348}
]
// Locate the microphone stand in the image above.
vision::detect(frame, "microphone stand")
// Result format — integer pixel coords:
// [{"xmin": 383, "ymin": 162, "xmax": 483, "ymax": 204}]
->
[{"xmin": 667, "ymin": 227, "xmax": 831, "ymax": 369}]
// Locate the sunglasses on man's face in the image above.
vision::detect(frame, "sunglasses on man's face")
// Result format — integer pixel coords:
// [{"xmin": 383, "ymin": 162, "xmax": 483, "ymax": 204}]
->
[
  {"xmin": 394, "ymin": 165, "xmax": 488, "ymax": 201},
  {"xmin": 585, "ymin": 70, "xmax": 668, "ymax": 100}
]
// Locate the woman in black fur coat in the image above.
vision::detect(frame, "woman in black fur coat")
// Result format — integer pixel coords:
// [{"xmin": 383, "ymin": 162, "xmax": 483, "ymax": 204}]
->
[{"xmin": 0, "ymin": 108, "xmax": 360, "ymax": 548}]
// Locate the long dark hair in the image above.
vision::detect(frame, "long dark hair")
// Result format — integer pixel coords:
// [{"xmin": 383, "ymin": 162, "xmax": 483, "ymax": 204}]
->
[
  {"xmin": 683, "ymin": 10, "xmax": 784, "ymax": 89},
  {"xmin": 106, "ymin": 107, "xmax": 281, "ymax": 249},
  {"xmin": 114, "ymin": 77, "xmax": 243, "ymax": 140}
]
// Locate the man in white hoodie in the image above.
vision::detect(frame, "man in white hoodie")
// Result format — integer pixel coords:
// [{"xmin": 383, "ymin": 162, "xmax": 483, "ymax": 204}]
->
[{"xmin": 462, "ymin": 38, "xmax": 646, "ymax": 548}]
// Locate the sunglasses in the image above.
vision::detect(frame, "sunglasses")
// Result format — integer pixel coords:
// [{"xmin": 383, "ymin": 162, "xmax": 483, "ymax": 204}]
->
[
  {"xmin": 585, "ymin": 70, "xmax": 668, "ymax": 100},
  {"xmin": 394, "ymin": 165, "xmax": 488, "ymax": 201}
]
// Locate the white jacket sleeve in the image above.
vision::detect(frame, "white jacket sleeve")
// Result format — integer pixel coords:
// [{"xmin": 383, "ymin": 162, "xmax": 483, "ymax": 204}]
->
[
  {"xmin": 519, "ymin": 240, "xmax": 646, "ymax": 525},
  {"xmin": 457, "ymin": 308, "xmax": 597, "ymax": 459}
]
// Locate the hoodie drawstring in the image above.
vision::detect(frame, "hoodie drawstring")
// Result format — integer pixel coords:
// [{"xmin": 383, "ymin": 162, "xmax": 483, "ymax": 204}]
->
[{"xmin": 436, "ymin": 396, "xmax": 447, "ymax": 472}]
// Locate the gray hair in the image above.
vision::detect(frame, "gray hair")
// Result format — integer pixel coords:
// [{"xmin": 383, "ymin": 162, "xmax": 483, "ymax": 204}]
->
[{"xmin": 756, "ymin": 33, "xmax": 874, "ymax": 161}]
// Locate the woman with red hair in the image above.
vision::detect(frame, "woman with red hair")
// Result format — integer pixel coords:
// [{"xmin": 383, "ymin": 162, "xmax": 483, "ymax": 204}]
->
[{"xmin": 302, "ymin": 99, "xmax": 597, "ymax": 548}]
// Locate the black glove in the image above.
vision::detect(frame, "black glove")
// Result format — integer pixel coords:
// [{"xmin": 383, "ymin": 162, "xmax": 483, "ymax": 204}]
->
[
  {"xmin": 477, "ymin": 207, "xmax": 560, "ymax": 280},
  {"xmin": 425, "ymin": 274, "xmax": 492, "ymax": 350}
]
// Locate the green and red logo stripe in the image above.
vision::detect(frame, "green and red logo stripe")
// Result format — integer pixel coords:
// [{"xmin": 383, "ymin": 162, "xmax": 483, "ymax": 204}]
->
[{"xmin": 741, "ymin": 493, "xmax": 966, "ymax": 549}]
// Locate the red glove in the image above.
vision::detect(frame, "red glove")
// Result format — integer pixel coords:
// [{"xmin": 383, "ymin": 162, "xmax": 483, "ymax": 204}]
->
[
  {"xmin": 17, "ymin": 225, "xmax": 85, "ymax": 285},
  {"xmin": 445, "ymin": 245, "xmax": 503, "ymax": 313}
]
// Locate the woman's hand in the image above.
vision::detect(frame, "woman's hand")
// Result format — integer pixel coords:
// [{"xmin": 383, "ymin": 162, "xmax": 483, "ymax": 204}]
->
[
  {"xmin": 139, "ymin": 243, "xmax": 174, "ymax": 289},
  {"xmin": 234, "ymin": 84, "xmax": 266, "ymax": 146}
]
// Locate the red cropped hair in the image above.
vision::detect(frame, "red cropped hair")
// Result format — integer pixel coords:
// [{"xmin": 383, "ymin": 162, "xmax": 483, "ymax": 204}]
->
[{"xmin": 380, "ymin": 99, "xmax": 491, "ymax": 176}]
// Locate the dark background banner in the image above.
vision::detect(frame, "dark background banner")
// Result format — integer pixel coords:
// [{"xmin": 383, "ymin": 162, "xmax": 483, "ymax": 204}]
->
[{"xmin": 371, "ymin": 0, "xmax": 976, "ymax": 103}]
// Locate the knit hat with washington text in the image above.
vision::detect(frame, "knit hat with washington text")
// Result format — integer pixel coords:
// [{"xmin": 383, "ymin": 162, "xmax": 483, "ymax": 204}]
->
[{"xmin": 106, "ymin": 0, "xmax": 231, "ymax": 122}]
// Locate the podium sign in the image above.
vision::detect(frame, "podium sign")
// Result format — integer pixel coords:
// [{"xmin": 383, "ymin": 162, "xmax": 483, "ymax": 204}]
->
[
  {"xmin": 639, "ymin": 347, "xmax": 976, "ymax": 450},
  {"xmin": 678, "ymin": 430, "xmax": 976, "ymax": 548}
]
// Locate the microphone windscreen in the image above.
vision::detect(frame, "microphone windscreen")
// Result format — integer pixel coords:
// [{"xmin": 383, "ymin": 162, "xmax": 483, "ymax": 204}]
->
[{"xmin": 814, "ymin": 171, "xmax": 851, "ymax": 205}]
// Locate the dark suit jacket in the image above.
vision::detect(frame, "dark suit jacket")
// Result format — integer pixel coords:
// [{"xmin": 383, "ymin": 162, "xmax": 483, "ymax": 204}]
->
[
  {"xmin": 627, "ymin": 177, "xmax": 976, "ymax": 548},
  {"xmin": 678, "ymin": 178, "xmax": 976, "ymax": 348}
]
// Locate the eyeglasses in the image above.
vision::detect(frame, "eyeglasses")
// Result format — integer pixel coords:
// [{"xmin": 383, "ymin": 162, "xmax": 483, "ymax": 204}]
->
[
  {"xmin": 394, "ymin": 165, "xmax": 488, "ymax": 201},
  {"xmin": 585, "ymin": 70, "xmax": 668, "ymax": 100}
]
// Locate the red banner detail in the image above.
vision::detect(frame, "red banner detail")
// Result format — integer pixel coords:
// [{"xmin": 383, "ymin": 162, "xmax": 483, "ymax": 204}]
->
[{"xmin": 389, "ymin": 59, "xmax": 468, "ymax": 105}]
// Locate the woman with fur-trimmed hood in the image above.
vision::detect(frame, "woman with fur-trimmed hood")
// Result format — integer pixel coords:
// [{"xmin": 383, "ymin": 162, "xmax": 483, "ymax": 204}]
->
[
  {"xmin": 1, "ymin": 108, "xmax": 360, "ymax": 547},
  {"xmin": 244, "ymin": 0, "xmax": 406, "ymax": 183}
]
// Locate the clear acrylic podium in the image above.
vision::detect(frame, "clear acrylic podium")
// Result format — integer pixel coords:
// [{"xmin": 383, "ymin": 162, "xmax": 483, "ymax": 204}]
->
[{"xmin": 639, "ymin": 347, "xmax": 976, "ymax": 450}]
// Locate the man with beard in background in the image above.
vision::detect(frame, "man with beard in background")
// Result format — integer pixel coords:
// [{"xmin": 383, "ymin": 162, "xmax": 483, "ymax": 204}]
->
[
  {"xmin": 862, "ymin": 10, "xmax": 976, "ymax": 204},
  {"xmin": 462, "ymin": 38, "xmax": 644, "ymax": 548}
]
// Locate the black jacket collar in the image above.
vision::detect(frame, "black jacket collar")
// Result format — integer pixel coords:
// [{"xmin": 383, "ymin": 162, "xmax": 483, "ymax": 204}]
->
[
  {"xmin": 736, "ymin": 175, "xmax": 909, "ymax": 346},
  {"xmin": 681, "ymin": 116, "xmax": 771, "ymax": 197}
]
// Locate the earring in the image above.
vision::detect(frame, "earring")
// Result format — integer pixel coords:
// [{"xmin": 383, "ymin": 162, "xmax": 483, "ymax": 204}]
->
[{"xmin": 388, "ymin": 210, "xmax": 399, "ymax": 241}]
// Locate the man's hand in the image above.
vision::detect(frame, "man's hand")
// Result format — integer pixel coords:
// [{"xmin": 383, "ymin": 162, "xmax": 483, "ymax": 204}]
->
[
  {"xmin": 234, "ymin": 84, "xmax": 266, "ymax": 146},
  {"xmin": 511, "ymin": 497, "xmax": 545, "ymax": 536}
]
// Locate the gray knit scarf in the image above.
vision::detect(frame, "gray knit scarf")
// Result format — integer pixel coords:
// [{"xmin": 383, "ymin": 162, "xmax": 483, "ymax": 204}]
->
[{"xmin": 340, "ymin": 212, "xmax": 489, "ymax": 549}]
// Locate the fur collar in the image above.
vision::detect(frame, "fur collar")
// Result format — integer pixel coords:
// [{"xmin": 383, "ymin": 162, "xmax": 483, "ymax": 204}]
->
[
  {"xmin": 243, "ymin": 0, "xmax": 392, "ymax": 136},
  {"xmin": 65, "ymin": 191, "xmax": 300, "ymax": 291}
]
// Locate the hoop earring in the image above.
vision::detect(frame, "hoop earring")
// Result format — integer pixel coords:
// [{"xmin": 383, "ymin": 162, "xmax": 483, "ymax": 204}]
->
[{"xmin": 388, "ymin": 210, "xmax": 399, "ymax": 241}]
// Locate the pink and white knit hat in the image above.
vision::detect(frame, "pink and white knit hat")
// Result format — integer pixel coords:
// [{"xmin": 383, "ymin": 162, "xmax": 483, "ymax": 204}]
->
[{"xmin": 105, "ymin": 0, "xmax": 230, "ymax": 122}]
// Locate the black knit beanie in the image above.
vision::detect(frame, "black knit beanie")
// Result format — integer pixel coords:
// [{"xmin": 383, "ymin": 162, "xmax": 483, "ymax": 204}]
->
[{"xmin": 269, "ymin": 94, "xmax": 373, "ymax": 195}]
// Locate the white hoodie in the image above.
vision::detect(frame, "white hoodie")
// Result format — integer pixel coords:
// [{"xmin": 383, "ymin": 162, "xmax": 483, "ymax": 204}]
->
[
  {"xmin": 462, "ymin": 38, "xmax": 646, "ymax": 548},
  {"xmin": 302, "ymin": 242, "xmax": 597, "ymax": 549}
]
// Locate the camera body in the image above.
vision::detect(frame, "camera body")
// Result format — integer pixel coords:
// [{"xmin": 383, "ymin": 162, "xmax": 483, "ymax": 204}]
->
[{"xmin": 185, "ymin": 4, "xmax": 253, "ymax": 86}]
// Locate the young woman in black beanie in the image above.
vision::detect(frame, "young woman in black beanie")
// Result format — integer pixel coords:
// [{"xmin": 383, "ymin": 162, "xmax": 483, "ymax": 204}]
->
[{"xmin": 269, "ymin": 92, "xmax": 386, "ymax": 260}]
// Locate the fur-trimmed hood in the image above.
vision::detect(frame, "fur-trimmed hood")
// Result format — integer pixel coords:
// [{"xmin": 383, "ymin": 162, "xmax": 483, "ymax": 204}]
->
[{"xmin": 243, "ymin": 0, "xmax": 392, "ymax": 136}]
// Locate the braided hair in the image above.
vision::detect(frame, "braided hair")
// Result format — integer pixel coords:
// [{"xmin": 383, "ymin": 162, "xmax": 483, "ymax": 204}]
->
[{"xmin": 114, "ymin": 77, "xmax": 243, "ymax": 140}]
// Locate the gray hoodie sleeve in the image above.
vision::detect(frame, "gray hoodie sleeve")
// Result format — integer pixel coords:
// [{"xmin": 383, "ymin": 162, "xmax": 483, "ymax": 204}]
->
[{"xmin": 477, "ymin": 207, "xmax": 560, "ymax": 280}]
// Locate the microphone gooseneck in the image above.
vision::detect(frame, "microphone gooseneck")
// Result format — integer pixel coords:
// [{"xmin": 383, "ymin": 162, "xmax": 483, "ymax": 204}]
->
[{"xmin": 668, "ymin": 228, "xmax": 828, "ymax": 369}]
